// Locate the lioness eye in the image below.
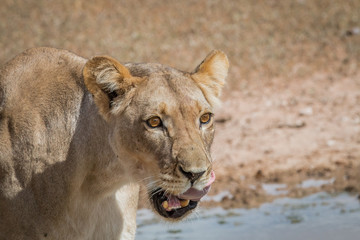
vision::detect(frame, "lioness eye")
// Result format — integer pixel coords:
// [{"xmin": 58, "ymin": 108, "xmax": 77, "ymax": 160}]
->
[
  {"xmin": 200, "ymin": 113, "xmax": 212, "ymax": 124},
  {"xmin": 146, "ymin": 116, "xmax": 162, "ymax": 128}
]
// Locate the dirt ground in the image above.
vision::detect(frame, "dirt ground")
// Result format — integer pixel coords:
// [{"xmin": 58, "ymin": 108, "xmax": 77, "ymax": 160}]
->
[
  {"xmin": 207, "ymin": 71, "xmax": 360, "ymax": 209},
  {"xmin": 0, "ymin": 0, "xmax": 359, "ymax": 209}
]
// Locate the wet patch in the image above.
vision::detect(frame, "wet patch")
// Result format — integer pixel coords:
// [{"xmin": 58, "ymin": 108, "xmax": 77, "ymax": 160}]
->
[
  {"xmin": 136, "ymin": 192, "xmax": 360, "ymax": 240},
  {"xmin": 202, "ymin": 190, "xmax": 233, "ymax": 202},
  {"xmin": 297, "ymin": 178, "xmax": 335, "ymax": 188},
  {"xmin": 262, "ymin": 183, "xmax": 288, "ymax": 195}
]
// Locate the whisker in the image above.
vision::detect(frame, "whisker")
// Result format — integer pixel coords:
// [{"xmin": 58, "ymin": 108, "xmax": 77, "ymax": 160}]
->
[{"xmin": 144, "ymin": 179, "xmax": 161, "ymax": 189}]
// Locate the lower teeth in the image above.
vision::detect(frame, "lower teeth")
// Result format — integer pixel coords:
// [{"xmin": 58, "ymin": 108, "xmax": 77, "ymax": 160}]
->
[
  {"xmin": 161, "ymin": 199, "xmax": 190, "ymax": 211},
  {"xmin": 180, "ymin": 199, "xmax": 190, "ymax": 207},
  {"xmin": 162, "ymin": 201, "xmax": 169, "ymax": 209}
]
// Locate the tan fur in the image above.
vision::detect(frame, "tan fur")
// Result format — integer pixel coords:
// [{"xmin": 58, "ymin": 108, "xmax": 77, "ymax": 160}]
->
[
  {"xmin": 191, "ymin": 50, "xmax": 229, "ymax": 107},
  {"xmin": 0, "ymin": 47, "xmax": 228, "ymax": 239}
]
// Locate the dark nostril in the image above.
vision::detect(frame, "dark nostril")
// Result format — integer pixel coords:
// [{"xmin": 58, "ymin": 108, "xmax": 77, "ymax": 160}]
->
[{"xmin": 179, "ymin": 166, "xmax": 205, "ymax": 183}]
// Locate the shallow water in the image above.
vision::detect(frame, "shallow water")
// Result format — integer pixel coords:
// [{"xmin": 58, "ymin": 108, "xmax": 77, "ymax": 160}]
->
[
  {"xmin": 136, "ymin": 192, "xmax": 360, "ymax": 240},
  {"xmin": 262, "ymin": 183, "xmax": 288, "ymax": 195},
  {"xmin": 297, "ymin": 178, "xmax": 335, "ymax": 188}
]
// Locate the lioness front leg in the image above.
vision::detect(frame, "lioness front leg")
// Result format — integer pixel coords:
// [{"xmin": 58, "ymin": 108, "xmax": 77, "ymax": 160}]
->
[{"xmin": 116, "ymin": 183, "xmax": 140, "ymax": 240}]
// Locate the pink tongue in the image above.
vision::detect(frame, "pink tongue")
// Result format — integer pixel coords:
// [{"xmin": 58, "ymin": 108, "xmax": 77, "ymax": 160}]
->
[
  {"xmin": 167, "ymin": 195, "xmax": 181, "ymax": 209},
  {"xmin": 178, "ymin": 170, "xmax": 216, "ymax": 201}
]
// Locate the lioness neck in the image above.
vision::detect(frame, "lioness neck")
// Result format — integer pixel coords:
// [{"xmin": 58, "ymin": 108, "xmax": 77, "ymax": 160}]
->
[{"xmin": 69, "ymin": 91, "xmax": 134, "ymax": 200}]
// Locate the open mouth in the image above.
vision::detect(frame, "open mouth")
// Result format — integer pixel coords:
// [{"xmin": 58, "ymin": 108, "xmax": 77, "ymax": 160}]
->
[
  {"xmin": 150, "ymin": 189, "xmax": 199, "ymax": 218},
  {"xmin": 149, "ymin": 171, "xmax": 215, "ymax": 219}
]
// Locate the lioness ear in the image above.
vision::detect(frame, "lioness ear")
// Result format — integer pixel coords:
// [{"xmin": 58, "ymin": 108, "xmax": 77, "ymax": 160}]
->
[
  {"xmin": 83, "ymin": 56, "xmax": 140, "ymax": 120},
  {"xmin": 191, "ymin": 50, "xmax": 229, "ymax": 107}
]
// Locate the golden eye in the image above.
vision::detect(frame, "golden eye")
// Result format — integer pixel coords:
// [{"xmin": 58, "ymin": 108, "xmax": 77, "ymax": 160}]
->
[
  {"xmin": 200, "ymin": 113, "xmax": 212, "ymax": 124},
  {"xmin": 146, "ymin": 116, "xmax": 162, "ymax": 128}
]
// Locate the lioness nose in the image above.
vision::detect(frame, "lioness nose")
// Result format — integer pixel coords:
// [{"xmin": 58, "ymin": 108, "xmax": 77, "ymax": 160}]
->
[{"xmin": 179, "ymin": 166, "xmax": 205, "ymax": 184}]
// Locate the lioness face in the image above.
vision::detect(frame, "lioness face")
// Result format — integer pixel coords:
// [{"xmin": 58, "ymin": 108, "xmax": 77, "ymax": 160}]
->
[
  {"xmin": 83, "ymin": 51, "xmax": 229, "ymax": 220},
  {"xmin": 120, "ymin": 68, "xmax": 217, "ymax": 219}
]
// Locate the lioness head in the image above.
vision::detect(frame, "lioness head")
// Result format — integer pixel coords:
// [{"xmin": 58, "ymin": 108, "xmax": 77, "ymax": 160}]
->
[{"xmin": 83, "ymin": 50, "xmax": 229, "ymax": 220}]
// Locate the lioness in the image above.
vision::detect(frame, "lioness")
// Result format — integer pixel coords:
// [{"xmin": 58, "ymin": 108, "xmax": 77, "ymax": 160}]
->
[{"xmin": 0, "ymin": 47, "xmax": 228, "ymax": 240}]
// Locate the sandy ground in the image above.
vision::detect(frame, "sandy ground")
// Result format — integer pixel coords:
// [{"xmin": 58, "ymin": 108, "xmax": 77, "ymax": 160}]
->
[{"xmin": 206, "ymin": 72, "xmax": 360, "ymax": 208}]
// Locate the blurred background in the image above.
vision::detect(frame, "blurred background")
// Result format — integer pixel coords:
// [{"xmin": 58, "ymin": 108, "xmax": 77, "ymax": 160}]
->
[
  {"xmin": 1, "ymin": 0, "xmax": 359, "ymax": 239},
  {"xmin": 1, "ymin": 0, "xmax": 359, "ymax": 85}
]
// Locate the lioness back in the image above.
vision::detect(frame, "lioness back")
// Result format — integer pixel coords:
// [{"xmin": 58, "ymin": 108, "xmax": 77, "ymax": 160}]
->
[{"xmin": 0, "ymin": 48, "xmax": 87, "ymax": 238}]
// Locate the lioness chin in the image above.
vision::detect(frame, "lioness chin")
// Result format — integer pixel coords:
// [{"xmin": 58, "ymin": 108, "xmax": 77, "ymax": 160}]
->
[{"xmin": 0, "ymin": 47, "xmax": 228, "ymax": 240}]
